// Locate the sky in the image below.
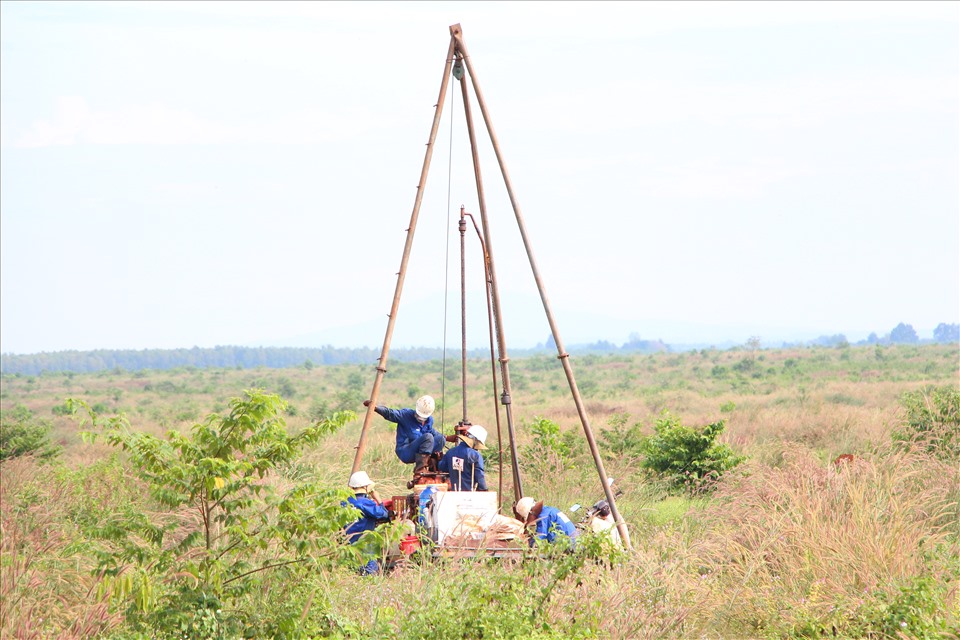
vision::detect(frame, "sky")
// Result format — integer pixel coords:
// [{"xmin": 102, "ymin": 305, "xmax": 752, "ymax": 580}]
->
[{"xmin": 1, "ymin": 1, "xmax": 957, "ymax": 355}]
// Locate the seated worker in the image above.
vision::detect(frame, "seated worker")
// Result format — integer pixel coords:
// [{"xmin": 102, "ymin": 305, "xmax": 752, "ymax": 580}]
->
[
  {"xmin": 343, "ymin": 471, "xmax": 391, "ymax": 575},
  {"xmin": 514, "ymin": 496, "xmax": 578, "ymax": 547},
  {"xmin": 437, "ymin": 424, "xmax": 488, "ymax": 491},
  {"xmin": 364, "ymin": 396, "xmax": 445, "ymax": 483},
  {"xmin": 587, "ymin": 499, "xmax": 622, "ymax": 547}
]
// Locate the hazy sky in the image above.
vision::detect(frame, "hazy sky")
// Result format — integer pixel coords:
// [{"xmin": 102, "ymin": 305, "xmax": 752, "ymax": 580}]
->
[{"xmin": 1, "ymin": 1, "xmax": 957, "ymax": 355}]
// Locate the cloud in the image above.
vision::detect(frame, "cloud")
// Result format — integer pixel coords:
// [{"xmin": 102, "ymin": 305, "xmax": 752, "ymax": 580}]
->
[
  {"xmin": 11, "ymin": 96, "xmax": 397, "ymax": 148},
  {"xmin": 14, "ymin": 96, "xmax": 228, "ymax": 147}
]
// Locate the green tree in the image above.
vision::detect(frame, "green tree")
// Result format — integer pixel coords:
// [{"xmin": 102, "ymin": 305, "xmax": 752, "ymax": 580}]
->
[
  {"xmin": 639, "ymin": 411, "xmax": 745, "ymax": 492},
  {"xmin": 73, "ymin": 390, "xmax": 358, "ymax": 636},
  {"xmin": 933, "ymin": 322, "xmax": 959, "ymax": 343},
  {"xmin": 890, "ymin": 322, "xmax": 919, "ymax": 344}
]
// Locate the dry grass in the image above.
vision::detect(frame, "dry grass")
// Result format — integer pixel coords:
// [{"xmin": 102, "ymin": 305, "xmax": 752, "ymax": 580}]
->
[
  {"xmin": 691, "ymin": 443, "xmax": 960, "ymax": 634},
  {"xmin": 1, "ymin": 344, "xmax": 957, "ymax": 638},
  {"xmin": 0, "ymin": 457, "xmax": 121, "ymax": 640}
]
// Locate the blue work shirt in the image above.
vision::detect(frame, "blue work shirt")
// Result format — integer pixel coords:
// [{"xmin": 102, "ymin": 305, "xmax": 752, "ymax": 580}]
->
[
  {"xmin": 344, "ymin": 494, "xmax": 389, "ymax": 543},
  {"xmin": 533, "ymin": 506, "xmax": 577, "ymax": 544},
  {"xmin": 374, "ymin": 406, "xmax": 440, "ymax": 453},
  {"xmin": 437, "ymin": 440, "xmax": 487, "ymax": 491}
]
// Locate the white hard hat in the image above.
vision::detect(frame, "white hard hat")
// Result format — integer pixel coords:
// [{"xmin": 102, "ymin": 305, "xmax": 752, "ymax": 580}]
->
[
  {"xmin": 461, "ymin": 424, "xmax": 488, "ymax": 450},
  {"xmin": 348, "ymin": 471, "xmax": 374, "ymax": 490},
  {"xmin": 515, "ymin": 496, "xmax": 536, "ymax": 520},
  {"xmin": 415, "ymin": 395, "xmax": 435, "ymax": 420}
]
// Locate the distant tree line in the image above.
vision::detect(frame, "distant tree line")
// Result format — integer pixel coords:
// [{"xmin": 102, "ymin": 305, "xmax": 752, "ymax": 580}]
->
[
  {"xmin": 1, "ymin": 345, "xmax": 407, "ymax": 376},
  {"xmin": 537, "ymin": 331, "xmax": 668, "ymax": 355},
  {"xmin": 801, "ymin": 322, "xmax": 959, "ymax": 349},
  {"xmin": 2, "ymin": 323, "xmax": 955, "ymax": 375},
  {"xmin": 1, "ymin": 335, "xmax": 669, "ymax": 376}
]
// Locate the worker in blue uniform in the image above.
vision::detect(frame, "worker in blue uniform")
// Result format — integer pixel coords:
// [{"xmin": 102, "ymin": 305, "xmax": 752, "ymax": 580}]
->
[
  {"xmin": 364, "ymin": 395, "xmax": 445, "ymax": 483},
  {"xmin": 514, "ymin": 496, "xmax": 577, "ymax": 547},
  {"xmin": 438, "ymin": 424, "xmax": 488, "ymax": 491},
  {"xmin": 343, "ymin": 470, "xmax": 391, "ymax": 575}
]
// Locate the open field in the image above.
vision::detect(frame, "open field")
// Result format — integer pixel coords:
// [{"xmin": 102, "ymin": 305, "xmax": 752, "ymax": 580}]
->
[{"xmin": 2, "ymin": 343, "xmax": 958, "ymax": 639}]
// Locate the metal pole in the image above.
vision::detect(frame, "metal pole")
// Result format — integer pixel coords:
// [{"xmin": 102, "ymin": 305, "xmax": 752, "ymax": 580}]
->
[
  {"xmin": 459, "ymin": 208, "xmax": 468, "ymax": 424},
  {"xmin": 463, "ymin": 211, "xmax": 505, "ymax": 509},
  {"xmin": 351, "ymin": 35, "xmax": 458, "ymax": 475},
  {"xmin": 455, "ymin": 39, "xmax": 523, "ymax": 501},
  {"xmin": 452, "ymin": 25, "xmax": 631, "ymax": 549}
]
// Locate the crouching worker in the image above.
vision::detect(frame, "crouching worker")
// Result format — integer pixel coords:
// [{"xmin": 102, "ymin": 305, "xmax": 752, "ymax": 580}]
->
[
  {"xmin": 364, "ymin": 396, "xmax": 445, "ymax": 486},
  {"xmin": 587, "ymin": 500, "xmax": 622, "ymax": 548},
  {"xmin": 343, "ymin": 471, "xmax": 391, "ymax": 575},
  {"xmin": 438, "ymin": 424, "xmax": 488, "ymax": 491},
  {"xmin": 514, "ymin": 496, "xmax": 578, "ymax": 548}
]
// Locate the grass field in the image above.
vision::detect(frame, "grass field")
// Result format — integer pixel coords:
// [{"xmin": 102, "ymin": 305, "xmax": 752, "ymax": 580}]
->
[{"xmin": 1, "ymin": 343, "xmax": 958, "ymax": 638}]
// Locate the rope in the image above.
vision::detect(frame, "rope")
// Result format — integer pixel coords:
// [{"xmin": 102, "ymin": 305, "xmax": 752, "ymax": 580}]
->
[{"xmin": 440, "ymin": 61, "xmax": 457, "ymax": 433}]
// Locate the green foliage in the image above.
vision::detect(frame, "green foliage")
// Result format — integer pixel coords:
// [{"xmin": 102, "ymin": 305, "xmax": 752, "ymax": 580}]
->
[
  {"xmin": 598, "ymin": 412, "xmax": 646, "ymax": 460},
  {"xmin": 732, "ymin": 357, "xmax": 756, "ymax": 374},
  {"xmin": 51, "ymin": 401, "xmax": 73, "ymax": 416},
  {"xmin": 824, "ymin": 393, "xmax": 865, "ymax": 407},
  {"xmin": 848, "ymin": 577, "xmax": 950, "ymax": 639},
  {"xmin": 234, "ymin": 572, "xmax": 366, "ymax": 639},
  {"xmin": 894, "ymin": 386, "xmax": 960, "ymax": 460},
  {"xmin": 72, "ymin": 390, "xmax": 358, "ymax": 636},
  {"xmin": 335, "ymin": 388, "xmax": 365, "ymax": 411},
  {"xmin": 307, "ymin": 398, "xmax": 332, "ymax": 421},
  {"xmin": 399, "ymin": 564, "xmax": 545, "ymax": 639},
  {"xmin": 521, "ymin": 416, "xmax": 581, "ymax": 470},
  {"xmin": 933, "ymin": 322, "xmax": 959, "ymax": 344},
  {"xmin": 276, "ymin": 376, "xmax": 297, "ymax": 399},
  {"xmin": 639, "ymin": 411, "xmax": 745, "ymax": 493},
  {"xmin": 400, "ymin": 535, "xmax": 622, "ymax": 640},
  {"xmin": 890, "ymin": 322, "xmax": 920, "ymax": 344},
  {"xmin": 0, "ymin": 403, "xmax": 60, "ymax": 462}
]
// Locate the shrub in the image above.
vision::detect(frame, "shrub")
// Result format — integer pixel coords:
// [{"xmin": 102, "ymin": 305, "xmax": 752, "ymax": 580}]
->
[
  {"xmin": 52, "ymin": 401, "xmax": 73, "ymax": 416},
  {"xmin": 711, "ymin": 365, "xmax": 728, "ymax": 378},
  {"xmin": 849, "ymin": 576, "xmax": 951, "ymax": 639},
  {"xmin": 307, "ymin": 398, "xmax": 332, "ymax": 421},
  {"xmin": 0, "ymin": 404, "xmax": 60, "ymax": 462},
  {"xmin": 598, "ymin": 412, "xmax": 645, "ymax": 460},
  {"xmin": 639, "ymin": 411, "xmax": 745, "ymax": 492},
  {"xmin": 72, "ymin": 390, "xmax": 359, "ymax": 636},
  {"xmin": 893, "ymin": 386, "xmax": 960, "ymax": 460},
  {"xmin": 521, "ymin": 416, "xmax": 581, "ymax": 471},
  {"xmin": 732, "ymin": 357, "xmax": 756, "ymax": 374}
]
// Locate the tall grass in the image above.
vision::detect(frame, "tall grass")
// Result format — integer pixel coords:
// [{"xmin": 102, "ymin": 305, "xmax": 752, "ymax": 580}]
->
[
  {"xmin": 0, "ymin": 457, "xmax": 120, "ymax": 639},
  {"xmin": 1, "ymin": 345, "xmax": 957, "ymax": 638},
  {"xmin": 693, "ymin": 443, "xmax": 959, "ymax": 636}
]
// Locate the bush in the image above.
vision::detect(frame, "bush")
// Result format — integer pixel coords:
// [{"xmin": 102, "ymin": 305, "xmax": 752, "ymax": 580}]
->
[
  {"xmin": 894, "ymin": 386, "xmax": 960, "ymax": 460},
  {"xmin": 639, "ymin": 411, "xmax": 745, "ymax": 492},
  {"xmin": 521, "ymin": 416, "xmax": 582, "ymax": 471},
  {"xmin": 73, "ymin": 390, "xmax": 359, "ymax": 636},
  {"xmin": 598, "ymin": 413, "xmax": 645, "ymax": 460},
  {"xmin": 0, "ymin": 404, "xmax": 60, "ymax": 462},
  {"xmin": 848, "ymin": 576, "xmax": 951, "ymax": 639}
]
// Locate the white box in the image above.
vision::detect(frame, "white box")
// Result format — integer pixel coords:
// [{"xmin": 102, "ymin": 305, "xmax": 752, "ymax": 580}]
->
[{"xmin": 429, "ymin": 491, "xmax": 499, "ymax": 545}]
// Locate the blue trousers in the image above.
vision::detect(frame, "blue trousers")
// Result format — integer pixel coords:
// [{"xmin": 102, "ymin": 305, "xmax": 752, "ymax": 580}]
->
[{"xmin": 396, "ymin": 430, "xmax": 445, "ymax": 464}]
